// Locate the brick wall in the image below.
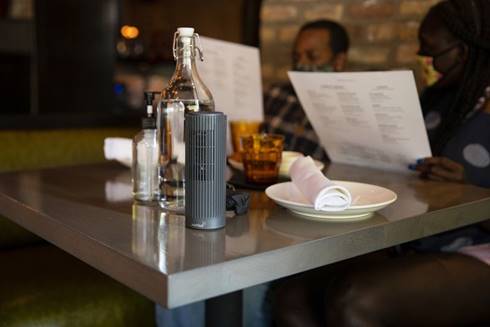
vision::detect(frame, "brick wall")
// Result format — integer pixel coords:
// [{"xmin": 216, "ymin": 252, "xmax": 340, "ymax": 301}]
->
[{"xmin": 260, "ymin": 0, "xmax": 441, "ymax": 88}]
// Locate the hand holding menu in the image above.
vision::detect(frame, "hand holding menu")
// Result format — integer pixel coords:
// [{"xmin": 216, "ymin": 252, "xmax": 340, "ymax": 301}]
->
[{"xmin": 288, "ymin": 71, "xmax": 431, "ymax": 171}]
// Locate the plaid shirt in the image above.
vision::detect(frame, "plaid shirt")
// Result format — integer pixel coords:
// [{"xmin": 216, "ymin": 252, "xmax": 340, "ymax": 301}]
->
[{"xmin": 263, "ymin": 83, "xmax": 328, "ymax": 162}]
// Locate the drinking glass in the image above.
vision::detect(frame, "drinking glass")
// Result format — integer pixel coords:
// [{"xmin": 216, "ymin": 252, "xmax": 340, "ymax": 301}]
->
[
  {"xmin": 241, "ymin": 134, "xmax": 284, "ymax": 184},
  {"xmin": 230, "ymin": 120, "xmax": 262, "ymax": 155}
]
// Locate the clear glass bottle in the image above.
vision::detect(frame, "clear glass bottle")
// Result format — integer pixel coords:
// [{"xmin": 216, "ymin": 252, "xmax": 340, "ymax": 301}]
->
[
  {"xmin": 157, "ymin": 27, "xmax": 214, "ymax": 213},
  {"xmin": 132, "ymin": 95, "xmax": 159, "ymax": 202}
]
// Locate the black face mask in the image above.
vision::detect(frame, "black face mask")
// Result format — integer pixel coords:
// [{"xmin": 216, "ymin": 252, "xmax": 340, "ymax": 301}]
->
[
  {"xmin": 417, "ymin": 42, "xmax": 462, "ymax": 76},
  {"xmin": 293, "ymin": 63, "xmax": 334, "ymax": 72}
]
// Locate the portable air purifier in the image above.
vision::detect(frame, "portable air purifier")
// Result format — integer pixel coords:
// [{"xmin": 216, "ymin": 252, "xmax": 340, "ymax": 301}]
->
[{"xmin": 185, "ymin": 112, "xmax": 227, "ymax": 230}]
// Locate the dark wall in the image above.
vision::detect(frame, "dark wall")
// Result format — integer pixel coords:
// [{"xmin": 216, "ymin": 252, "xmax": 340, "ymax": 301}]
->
[
  {"xmin": 0, "ymin": 54, "xmax": 30, "ymax": 114},
  {"xmin": 36, "ymin": 0, "xmax": 117, "ymax": 114}
]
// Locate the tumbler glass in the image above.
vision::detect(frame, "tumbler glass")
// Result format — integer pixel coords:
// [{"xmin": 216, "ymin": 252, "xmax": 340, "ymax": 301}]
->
[
  {"xmin": 229, "ymin": 120, "xmax": 261, "ymax": 155},
  {"xmin": 241, "ymin": 134, "xmax": 284, "ymax": 184}
]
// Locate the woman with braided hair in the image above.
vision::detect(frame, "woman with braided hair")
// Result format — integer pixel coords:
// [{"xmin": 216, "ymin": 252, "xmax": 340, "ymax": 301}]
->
[
  {"xmin": 414, "ymin": 0, "xmax": 490, "ymax": 185},
  {"xmin": 272, "ymin": 1, "xmax": 490, "ymax": 326}
]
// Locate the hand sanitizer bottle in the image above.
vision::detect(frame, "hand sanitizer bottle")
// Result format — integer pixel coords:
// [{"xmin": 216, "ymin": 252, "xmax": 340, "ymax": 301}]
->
[{"xmin": 132, "ymin": 92, "xmax": 159, "ymax": 202}]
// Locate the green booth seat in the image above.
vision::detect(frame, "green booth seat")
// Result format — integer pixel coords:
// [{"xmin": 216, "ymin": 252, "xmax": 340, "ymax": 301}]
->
[
  {"xmin": 0, "ymin": 245, "xmax": 154, "ymax": 327},
  {"xmin": 0, "ymin": 128, "xmax": 136, "ymax": 249},
  {"xmin": 0, "ymin": 128, "xmax": 155, "ymax": 326},
  {"xmin": 0, "ymin": 128, "xmax": 136, "ymax": 173}
]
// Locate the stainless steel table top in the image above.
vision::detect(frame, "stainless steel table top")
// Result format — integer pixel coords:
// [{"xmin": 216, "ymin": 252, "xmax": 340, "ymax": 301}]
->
[{"xmin": 0, "ymin": 163, "xmax": 489, "ymax": 307}]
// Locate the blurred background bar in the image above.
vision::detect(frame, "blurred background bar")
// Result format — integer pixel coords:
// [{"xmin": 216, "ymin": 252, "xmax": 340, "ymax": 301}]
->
[
  {"xmin": 0, "ymin": 0, "xmax": 433, "ymax": 129},
  {"xmin": 0, "ymin": 0, "xmax": 262, "ymax": 129}
]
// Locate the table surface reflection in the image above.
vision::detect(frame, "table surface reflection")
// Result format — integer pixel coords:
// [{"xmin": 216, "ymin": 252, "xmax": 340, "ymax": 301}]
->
[{"xmin": 0, "ymin": 162, "xmax": 489, "ymax": 308}]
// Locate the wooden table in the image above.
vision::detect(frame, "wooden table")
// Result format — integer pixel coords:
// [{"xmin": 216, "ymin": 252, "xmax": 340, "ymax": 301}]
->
[{"xmin": 1, "ymin": 162, "xmax": 489, "ymax": 311}]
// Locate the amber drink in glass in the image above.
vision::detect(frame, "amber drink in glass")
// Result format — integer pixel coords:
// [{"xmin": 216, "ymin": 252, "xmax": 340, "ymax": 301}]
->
[
  {"xmin": 241, "ymin": 134, "xmax": 284, "ymax": 184},
  {"xmin": 229, "ymin": 121, "xmax": 261, "ymax": 154}
]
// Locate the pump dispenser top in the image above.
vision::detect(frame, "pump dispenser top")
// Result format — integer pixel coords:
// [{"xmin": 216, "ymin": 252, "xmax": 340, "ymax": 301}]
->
[{"xmin": 141, "ymin": 92, "xmax": 156, "ymax": 129}]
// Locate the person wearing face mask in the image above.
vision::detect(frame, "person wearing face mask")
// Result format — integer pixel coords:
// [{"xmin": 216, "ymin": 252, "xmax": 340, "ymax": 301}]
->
[
  {"xmin": 412, "ymin": 2, "xmax": 490, "ymax": 187},
  {"xmin": 272, "ymin": 1, "xmax": 490, "ymax": 326},
  {"xmin": 263, "ymin": 20, "xmax": 349, "ymax": 162},
  {"xmin": 403, "ymin": 0, "xmax": 490, "ymax": 254}
]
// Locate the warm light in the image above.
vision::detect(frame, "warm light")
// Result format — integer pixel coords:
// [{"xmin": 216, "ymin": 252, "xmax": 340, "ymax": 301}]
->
[{"xmin": 121, "ymin": 25, "xmax": 139, "ymax": 39}]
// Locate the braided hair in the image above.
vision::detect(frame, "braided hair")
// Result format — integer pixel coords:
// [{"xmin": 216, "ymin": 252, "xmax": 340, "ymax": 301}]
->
[{"xmin": 429, "ymin": 0, "xmax": 490, "ymax": 154}]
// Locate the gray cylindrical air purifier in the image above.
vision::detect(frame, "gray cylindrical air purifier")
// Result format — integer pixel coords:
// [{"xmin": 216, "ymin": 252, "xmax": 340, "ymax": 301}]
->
[{"xmin": 185, "ymin": 112, "xmax": 227, "ymax": 230}]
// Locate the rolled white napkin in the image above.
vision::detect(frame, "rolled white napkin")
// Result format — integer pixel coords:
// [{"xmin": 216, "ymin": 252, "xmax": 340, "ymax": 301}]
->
[
  {"xmin": 289, "ymin": 156, "xmax": 352, "ymax": 211},
  {"xmin": 104, "ymin": 137, "xmax": 132, "ymax": 167}
]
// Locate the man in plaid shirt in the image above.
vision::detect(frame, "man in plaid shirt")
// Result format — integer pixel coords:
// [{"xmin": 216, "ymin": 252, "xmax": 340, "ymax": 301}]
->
[{"xmin": 263, "ymin": 20, "xmax": 350, "ymax": 162}]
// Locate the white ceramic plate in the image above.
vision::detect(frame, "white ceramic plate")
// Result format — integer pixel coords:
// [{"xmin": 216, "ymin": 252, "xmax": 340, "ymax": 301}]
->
[
  {"xmin": 265, "ymin": 181, "xmax": 397, "ymax": 222},
  {"xmin": 228, "ymin": 153, "xmax": 325, "ymax": 178}
]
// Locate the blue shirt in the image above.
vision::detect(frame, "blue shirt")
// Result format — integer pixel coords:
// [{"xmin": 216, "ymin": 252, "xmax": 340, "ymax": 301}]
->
[
  {"xmin": 421, "ymin": 86, "xmax": 490, "ymax": 188},
  {"xmin": 406, "ymin": 92, "xmax": 490, "ymax": 253},
  {"xmin": 441, "ymin": 111, "xmax": 490, "ymax": 188}
]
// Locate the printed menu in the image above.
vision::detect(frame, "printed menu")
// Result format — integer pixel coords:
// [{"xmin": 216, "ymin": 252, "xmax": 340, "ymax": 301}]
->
[
  {"xmin": 288, "ymin": 71, "xmax": 432, "ymax": 171},
  {"xmin": 197, "ymin": 36, "xmax": 263, "ymax": 122}
]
